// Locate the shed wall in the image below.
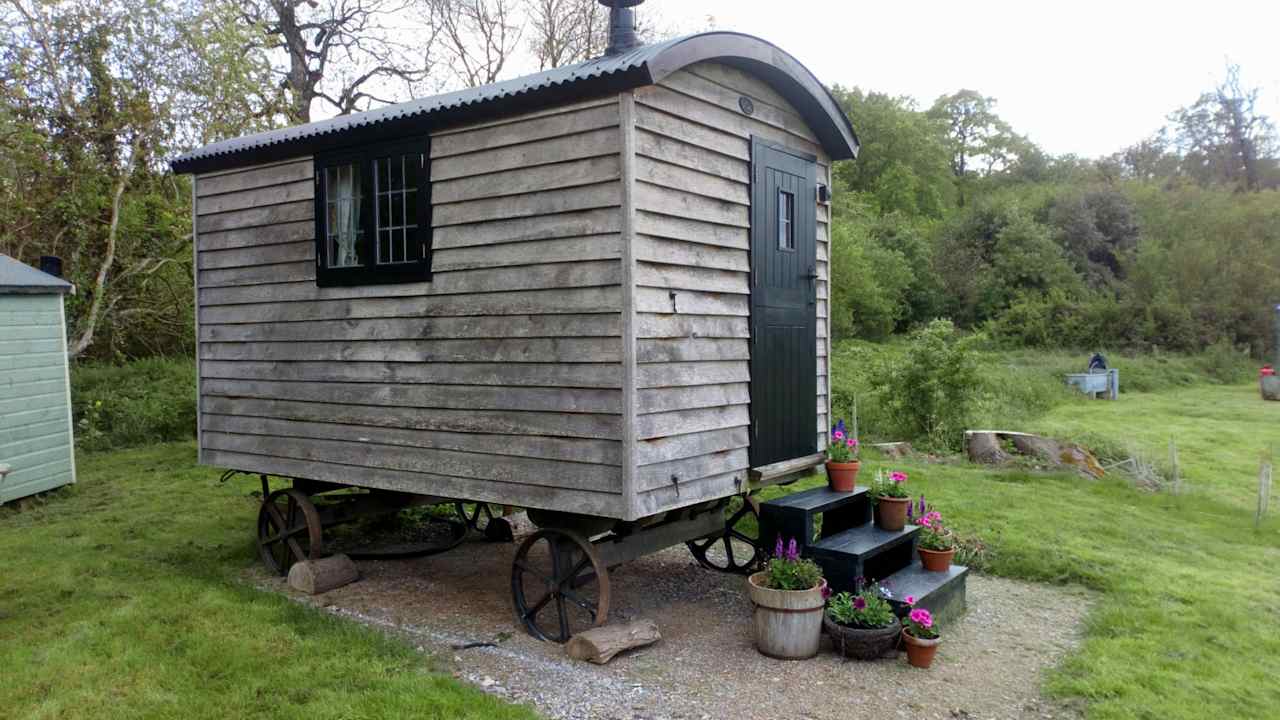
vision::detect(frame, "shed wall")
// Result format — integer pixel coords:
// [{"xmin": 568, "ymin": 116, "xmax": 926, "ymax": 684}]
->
[
  {"xmin": 0, "ymin": 294, "xmax": 76, "ymax": 503},
  {"xmin": 194, "ymin": 97, "xmax": 629, "ymax": 517},
  {"xmin": 628, "ymin": 62, "xmax": 831, "ymax": 517}
]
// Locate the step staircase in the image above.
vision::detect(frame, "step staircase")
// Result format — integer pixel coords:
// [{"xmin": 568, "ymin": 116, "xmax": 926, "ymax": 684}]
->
[{"xmin": 759, "ymin": 485, "xmax": 968, "ymax": 622}]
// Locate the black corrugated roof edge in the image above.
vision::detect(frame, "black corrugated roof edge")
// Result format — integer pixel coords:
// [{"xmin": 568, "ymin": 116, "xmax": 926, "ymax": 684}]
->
[
  {"xmin": 0, "ymin": 254, "xmax": 74, "ymax": 295},
  {"xmin": 170, "ymin": 32, "xmax": 858, "ymax": 175}
]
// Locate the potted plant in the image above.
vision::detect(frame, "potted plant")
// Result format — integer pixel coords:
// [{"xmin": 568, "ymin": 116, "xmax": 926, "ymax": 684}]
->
[
  {"xmin": 747, "ymin": 537, "xmax": 827, "ymax": 660},
  {"xmin": 826, "ymin": 419, "xmax": 860, "ymax": 492},
  {"xmin": 910, "ymin": 497, "xmax": 956, "ymax": 571},
  {"xmin": 901, "ymin": 602, "xmax": 941, "ymax": 669},
  {"xmin": 871, "ymin": 469, "xmax": 911, "ymax": 531},
  {"xmin": 823, "ymin": 579, "xmax": 900, "ymax": 660}
]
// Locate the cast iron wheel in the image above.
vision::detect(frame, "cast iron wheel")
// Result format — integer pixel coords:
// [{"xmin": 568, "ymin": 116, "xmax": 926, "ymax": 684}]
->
[
  {"xmin": 455, "ymin": 502, "xmax": 514, "ymax": 542},
  {"xmin": 257, "ymin": 488, "xmax": 324, "ymax": 576},
  {"xmin": 685, "ymin": 493, "xmax": 764, "ymax": 574},
  {"xmin": 511, "ymin": 528, "xmax": 610, "ymax": 643}
]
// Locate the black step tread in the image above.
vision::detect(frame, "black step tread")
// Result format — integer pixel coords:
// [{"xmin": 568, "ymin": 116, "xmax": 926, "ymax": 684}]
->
[
  {"xmin": 761, "ymin": 485, "xmax": 867, "ymax": 512},
  {"xmin": 882, "ymin": 561, "xmax": 969, "ymax": 606},
  {"xmin": 810, "ymin": 523, "xmax": 918, "ymax": 557}
]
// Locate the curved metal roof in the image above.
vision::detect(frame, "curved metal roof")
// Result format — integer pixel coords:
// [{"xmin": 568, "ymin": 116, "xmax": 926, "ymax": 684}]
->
[{"xmin": 171, "ymin": 32, "xmax": 858, "ymax": 175}]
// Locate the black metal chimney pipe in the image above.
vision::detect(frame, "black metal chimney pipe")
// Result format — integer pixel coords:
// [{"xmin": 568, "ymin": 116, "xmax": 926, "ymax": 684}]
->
[{"xmin": 600, "ymin": 0, "xmax": 644, "ymax": 56}]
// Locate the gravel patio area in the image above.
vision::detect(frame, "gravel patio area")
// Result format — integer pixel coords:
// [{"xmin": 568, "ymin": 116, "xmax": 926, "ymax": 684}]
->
[{"xmin": 266, "ymin": 528, "xmax": 1091, "ymax": 720}]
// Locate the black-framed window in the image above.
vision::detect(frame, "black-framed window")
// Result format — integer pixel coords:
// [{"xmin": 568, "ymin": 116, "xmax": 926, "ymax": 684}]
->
[{"xmin": 314, "ymin": 137, "xmax": 431, "ymax": 286}]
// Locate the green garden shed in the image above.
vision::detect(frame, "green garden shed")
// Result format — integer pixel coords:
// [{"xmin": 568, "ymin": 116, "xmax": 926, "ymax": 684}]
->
[{"xmin": 0, "ymin": 254, "xmax": 76, "ymax": 504}]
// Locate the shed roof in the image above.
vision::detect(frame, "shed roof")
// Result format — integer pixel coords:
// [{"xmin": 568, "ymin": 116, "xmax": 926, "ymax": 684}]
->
[
  {"xmin": 0, "ymin": 254, "xmax": 73, "ymax": 295},
  {"xmin": 171, "ymin": 32, "xmax": 859, "ymax": 175}
]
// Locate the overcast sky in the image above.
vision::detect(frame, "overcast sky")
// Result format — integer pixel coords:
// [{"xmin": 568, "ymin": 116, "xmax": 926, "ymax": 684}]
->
[{"xmin": 650, "ymin": 0, "xmax": 1280, "ymax": 159}]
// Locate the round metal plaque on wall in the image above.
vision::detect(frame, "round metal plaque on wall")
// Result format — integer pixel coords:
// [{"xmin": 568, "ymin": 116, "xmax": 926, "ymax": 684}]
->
[{"xmin": 739, "ymin": 96, "xmax": 755, "ymax": 115}]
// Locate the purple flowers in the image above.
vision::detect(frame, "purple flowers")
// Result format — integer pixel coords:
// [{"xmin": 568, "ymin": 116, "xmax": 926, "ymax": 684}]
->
[
  {"xmin": 786, "ymin": 538, "xmax": 799, "ymax": 561},
  {"xmin": 774, "ymin": 536, "xmax": 785, "ymax": 559},
  {"xmin": 918, "ymin": 495, "xmax": 927, "ymax": 517},
  {"xmin": 853, "ymin": 596, "xmax": 867, "ymax": 610}
]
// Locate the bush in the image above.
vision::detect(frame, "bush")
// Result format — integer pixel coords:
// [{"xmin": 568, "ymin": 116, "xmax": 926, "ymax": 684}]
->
[
  {"xmin": 872, "ymin": 320, "xmax": 984, "ymax": 451},
  {"xmin": 71, "ymin": 358, "xmax": 197, "ymax": 452}
]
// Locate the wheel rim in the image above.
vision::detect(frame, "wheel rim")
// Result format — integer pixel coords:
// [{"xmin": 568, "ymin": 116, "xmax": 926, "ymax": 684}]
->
[
  {"xmin": 257, "ymin": 489, "xmax": 323, "ymax": 576},
  {"xmin": 455, "ymin": 502, "xmax": 514, "ymax": 542},
  {"xmin": 511, "ymin": 528, "xmax": 610, "ymax": 642},
  {"xmin": 685, "ymin": 493, "xmax": 763, "ymax": 574}
]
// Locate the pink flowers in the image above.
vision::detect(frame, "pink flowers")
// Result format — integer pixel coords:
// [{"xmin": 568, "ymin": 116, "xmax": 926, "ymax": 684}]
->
[
  {"xmin": 920, "ymin": 511, "xmax": 941, "ymax": 528},
  {"xmin": 833, "ymin": 429, "xmax": 845, "ymax": 441},
  {"xmin": 853, "ymin": 596, "xmax": 867, "ymax": 610},
  {"xmin": 909, "ymin": 608, "xmax": 934, "ymax": 628},
  {"xmin": 846, "ymin": 438, "xmax": 857, "ymax": 448},
  {"xmin": 904, "ymin": 595, "xmax": 917, "ymax": 606},
  {"xmin": 890, "ymin": 471, "xmax": 908, "ymax": 484}
]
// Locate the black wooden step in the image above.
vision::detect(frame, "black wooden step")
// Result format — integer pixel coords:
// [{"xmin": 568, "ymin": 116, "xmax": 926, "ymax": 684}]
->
[
  {"xmin": 882, "ymin": 561, "xmax": 969, "ymax": 625},
  {"xmin": 758, "ymin": 485, "xmax": 871, "ymax": 554},
  {"xmin": 805, "ymin": 523, "xmax": 920, "ymax": 593}
]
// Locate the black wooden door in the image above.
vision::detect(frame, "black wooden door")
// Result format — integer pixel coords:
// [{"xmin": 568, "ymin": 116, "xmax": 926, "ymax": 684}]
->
[{"xmin": 749, "ymin": 138, "xmax": 818, "ymax": 467}]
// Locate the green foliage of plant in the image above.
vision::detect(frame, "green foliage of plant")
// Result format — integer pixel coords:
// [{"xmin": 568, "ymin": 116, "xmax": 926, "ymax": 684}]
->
[
  {"xmin": 870, "ymin": 320, "xmax": 984, "ymax": 451},
  {"xmin": 869, "ymin": 468, "xmax": 910, "ymax": 499},
  {"xmin": 71, "ymin": 358, "xmax": 196, "ymax": 451},
  {"xmin": 763, "ymin": 537, "xmax": 824, "ymax": 591},
  {"xmin": 827, "ymin": 584, "xmax": 896, "ymax": 629}
]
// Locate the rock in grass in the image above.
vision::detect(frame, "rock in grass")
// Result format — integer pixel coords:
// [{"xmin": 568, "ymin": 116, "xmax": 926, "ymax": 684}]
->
[
  {"xmin": 288, "ymin": 554, "xmax": 359, "ymax": 594},
  {"xmin": 565, "ymin": 619, "xmax": 660, "ymax": 664}
]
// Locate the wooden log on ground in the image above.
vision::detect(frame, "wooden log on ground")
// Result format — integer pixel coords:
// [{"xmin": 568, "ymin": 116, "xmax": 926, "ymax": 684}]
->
[
  {"xmin": 872, "ymin": 442, "xmax": 912, "ymax": 459},
  {"xmin": 564, "ymin": 619, "xmax": 661, "ymax": 664},
  {"xmin": 966, "ymin": 431, "xmax": 1012, "ymax": 465},
  {"xmin": 287, "ymin": 554, "xmax": 359, "ymax": 594}
]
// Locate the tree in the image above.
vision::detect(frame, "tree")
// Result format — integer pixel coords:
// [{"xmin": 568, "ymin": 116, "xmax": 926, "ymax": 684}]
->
[
  {"xmin": 524, "ymin": 0, "xmax": 605, "ymax": 69},
  {"xmin": 1170, "ymin": 63, "xmax": 1278, "ymax": 192},
  {"xmin": 423, "ymin": 0, "xmax": 523, "ymax": 88},
  {"xmin": 1046, "ymin": 187, "xmax": 1140, "ymax": 289},
  {"xmin": 237, "ymin": 0, "xmax": 438, "ymax": 123},
  {"xmin": 927, "ymin": 90, "xmax": 1022, "ymax": 205},
  {"xmin": 830, "ymin": 86, "xmax": 954, "ymax": 218},
  {"xmin": 0, "ymin": 0, "xmax": 273, "ymax": 358}
]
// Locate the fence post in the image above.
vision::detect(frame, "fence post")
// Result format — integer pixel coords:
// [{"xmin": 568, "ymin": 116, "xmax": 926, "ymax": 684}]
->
[{"xmin": 1169, "ymin": 438, "xmax": 1180, "ymax": 495}]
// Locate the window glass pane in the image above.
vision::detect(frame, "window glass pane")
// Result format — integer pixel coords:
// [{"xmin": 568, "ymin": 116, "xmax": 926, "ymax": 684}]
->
[
  {"xmin": 778, "ymin": 189, "xmax": 794, "ymax": 251},
  {"xmin": 325, "ymin": 163, "xmax": 363, "ymax": 267},
  {"xmin": 374, "ymin": 152, "xmax": 423, "ymax": 265}
]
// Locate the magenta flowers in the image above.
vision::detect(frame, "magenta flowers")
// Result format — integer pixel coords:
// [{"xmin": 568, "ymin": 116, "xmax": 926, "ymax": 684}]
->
[{"xmin": 909, "ymin": 608, "xmax": 933, "ymax": 628}]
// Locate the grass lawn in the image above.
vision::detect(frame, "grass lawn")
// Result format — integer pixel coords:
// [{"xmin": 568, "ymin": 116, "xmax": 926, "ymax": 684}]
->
[
  {"xmin": 3, "ymin": 378, "xmax": 1277, "ymax": 719},
  {"xmin": 0, "ymin": 445, "xmax": 538, "ymax": 720},
  {"xmin": 809, "ymin": 381, "xmax": 1279, "ymax": 719}
]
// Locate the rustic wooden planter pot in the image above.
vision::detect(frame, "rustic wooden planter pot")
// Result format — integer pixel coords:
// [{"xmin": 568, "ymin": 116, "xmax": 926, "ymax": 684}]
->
[
  {"xmin": 875, "ymin": 496, "xmax": 910, "ymax": 531},
  {"xmin": 825, "ymin": 460, "xmax": 861, "ymax": 493},
  {"xmin": 748, "ymin": 572, "xmax": 827, "ymax": 660},
  {"xmin": 918, "ymin": 546, "xmax": 956, "ymax": 572},
  {"xmin": 902, "ymin": 630, "xmax": 940, "ymax": 668},
  {"xmin": 823, "ymin": 613, "xmax": 900, "ymax": 660}
]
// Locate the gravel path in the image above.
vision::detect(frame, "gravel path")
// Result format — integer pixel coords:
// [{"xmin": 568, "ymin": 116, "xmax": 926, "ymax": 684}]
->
[{"xmin": 267, "ymin": 534, "xmax": 1091, "ymax": 720}]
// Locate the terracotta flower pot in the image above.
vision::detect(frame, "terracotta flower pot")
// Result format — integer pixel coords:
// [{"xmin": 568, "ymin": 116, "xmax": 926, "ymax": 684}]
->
[
  {"xmin": 747, "ymin": 572, "xmax": 827, "ymax": 660},
  {"xmin": 918, "ymin": 546, "xmax": 956, "ymax": 572},
  {"xmin": 902, "ymin": 629, "xmax": 940, "ymax": 669},
  {"xmin": 826, "ymin": 460, "xmax": 860, "ymax": 493},
  {"xmin": 875, "ymin": 496, "xmax": 910, "ymax": 531}
]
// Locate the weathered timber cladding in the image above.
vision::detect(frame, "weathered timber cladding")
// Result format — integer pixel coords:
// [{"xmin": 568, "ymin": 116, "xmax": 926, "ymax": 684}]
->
[
  {"xmin": 630, "ymin": 62, "xmax": 831, "ymax": 516},
  {"xmin": 193, "ymin": 100, "xmax": 627, "ymax": 516}
]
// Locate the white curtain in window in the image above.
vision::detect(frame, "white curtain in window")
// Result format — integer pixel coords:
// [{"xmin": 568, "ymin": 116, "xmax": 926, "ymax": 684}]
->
[{"xmin": 332, "ymin": 165, "xmax": 360, "ymax": 267}]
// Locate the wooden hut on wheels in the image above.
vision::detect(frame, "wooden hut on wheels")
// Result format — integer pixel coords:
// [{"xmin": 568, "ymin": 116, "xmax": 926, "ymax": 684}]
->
[
  {"xmin": 0, "ymin": 255, "xmax": 76, "ymax": 504},
  {"xmin": 170, "ymin": 1, "xmax": 927, "ymax": 643}
]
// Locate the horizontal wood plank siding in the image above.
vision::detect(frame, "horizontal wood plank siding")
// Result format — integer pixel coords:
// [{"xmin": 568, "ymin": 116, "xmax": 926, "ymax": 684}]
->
[
  {"xmin": 0, "ymin": 294, "xmax": 75, "ymax": 503},
  {"xmin": 193, "ymin": 98, "xmax": 627, "ymax": 516},
  {"xmin": 631, "ymin": 62, "xmax": 831, "ymax": 515}
]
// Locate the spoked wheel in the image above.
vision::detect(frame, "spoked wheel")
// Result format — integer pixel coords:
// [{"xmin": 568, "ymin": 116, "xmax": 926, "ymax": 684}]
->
[
  {"xmin": 511, "ymin": 528, "xmax": 610, "ymax": 643},
  {"xmin": 686, "ymin": 493, "xmax": 764, "ymax": 574},
  {"xmin": 257, "ymin": 488, "xmax": 324, "ymax": 576},
  {"xmin": 455, "ymin": 502, "xmax": 514, "ymax": 542}
]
